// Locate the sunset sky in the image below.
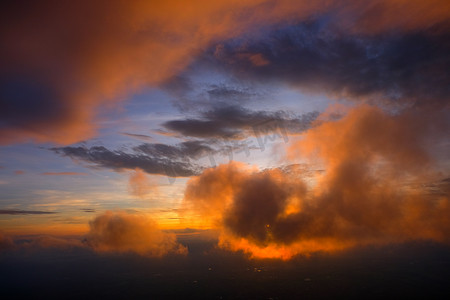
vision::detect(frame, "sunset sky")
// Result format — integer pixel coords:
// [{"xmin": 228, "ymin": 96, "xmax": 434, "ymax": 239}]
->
[{"xmin": 1, "ymin": 1, "xmax": 450, "ymax": 296}]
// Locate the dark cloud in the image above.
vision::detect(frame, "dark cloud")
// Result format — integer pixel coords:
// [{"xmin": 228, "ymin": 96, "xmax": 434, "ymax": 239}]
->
[
  {"xmin": 119, "ymin": 132, "xmax": 154, "ymax": 142},
  {"xmin": 421, "ymin": 177, "xmax": 450, "ymax": 196},
  {"xmin": 134, "ymin": 141, "xmax": 214, "ymax": 160},
  {"xmin": 207, "ymin": 85, "xmax": 256, "ymax": 101},
  {"xmin": 204, "ymin": 20, "xmax": 450, "ymax": 108},
  {"xmin": 163, "ymin": 105, "xmax": 318, "ymax": 139},
  {"xmin": 52, "ymin": 138, "xmax": 265, "ymax": 177},
  {"xmin": 52, "ymin": 145, "xmax": 202, "ymax": 177},
  {"xmin": 0, "ymin": 210, "xmax": 57, "ymax": 215},
  {"xmin": 161, "ymin": 73, "xmax": 266, "ymax": 114},
  {"xmin": 163, "ymin": 119, "xmax": 240, "ymax": 138}
]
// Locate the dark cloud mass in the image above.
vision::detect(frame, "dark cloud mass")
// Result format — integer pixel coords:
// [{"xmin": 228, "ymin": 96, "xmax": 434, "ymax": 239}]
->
[
  {"xmin": 163, "ymin": 105, "xmax": 319, "ymax": 138},
  {"xmin": 52, "ymin": 138, "xmax": 263, "ymax": 178},
  {"xmin": 135, "ymin": 141, "xmax": 214, "ymax": 160},
  {"xmin": 52, "ymin": 144, "xmax": 202, "ymax": 177},
  {"xmin": 205, "ymin": 20, "xmax": 450, "ymax": 107}
]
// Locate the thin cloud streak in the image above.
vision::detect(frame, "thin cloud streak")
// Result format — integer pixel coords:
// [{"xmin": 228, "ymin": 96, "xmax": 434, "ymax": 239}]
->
[
  {"xmin": 0, "ymin": 210, "xmax": 57, "ymax": 215},
  {"xmin": 41, "ymin": 172, "xmax": 88, "ymax": 176}
]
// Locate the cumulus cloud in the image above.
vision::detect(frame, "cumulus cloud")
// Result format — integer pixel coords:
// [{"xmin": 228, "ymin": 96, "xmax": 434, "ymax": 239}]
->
[
  {"xmin": 183, "ymin": 105, "xmax": 450, "ymax": 259},
  {"xmin": 1, "ymin": 212, "xmax": 187, "ymax": 257},
  {"xmin": 85, "ymin": 211, "xmax": 187, "ymax": 257}
]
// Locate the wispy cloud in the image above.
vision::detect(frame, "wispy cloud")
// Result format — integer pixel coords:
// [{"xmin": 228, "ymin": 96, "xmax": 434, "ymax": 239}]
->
[
  {"xmin": 41, "ymin": 172, "xmax": 88, "ymax": 176},
  {"xmin": 0, "ymin": 209, "xmax": 57, "ymax": 215}
]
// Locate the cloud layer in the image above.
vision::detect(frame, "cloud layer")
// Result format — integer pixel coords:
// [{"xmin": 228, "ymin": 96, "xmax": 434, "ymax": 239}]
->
[{"xmin": 2, "ymin": 0, "xmax": 449, "ymax": 144}]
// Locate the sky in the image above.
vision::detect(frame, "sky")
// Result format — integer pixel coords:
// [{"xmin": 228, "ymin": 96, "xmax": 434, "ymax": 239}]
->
[{"xmin": 1, "ymin": 1, "xmax": 450, "ymax": 297}]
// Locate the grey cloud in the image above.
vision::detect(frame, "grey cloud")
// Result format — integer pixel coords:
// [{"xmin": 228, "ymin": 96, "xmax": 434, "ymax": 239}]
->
[
  {"xmin": 207, "ymin": 85, "xmax": 255, "ymax": 101},
  {"xmin": 134, "ymin": 141, "xmax": 214, "ymax": 160},
  {"xmin": 52, "ymin": 145, "xmax": 202, "ymax": 177},
  {"xmin": 202, "ymin": 20, "xmax": 450, "ymax": 108},
  {"xmin": 163, "ymin": 105, "xmax": 318, "ymax": 139},
  {"xmin": 119, "ymin": 132, "xmax": 154, "ymax": 142}
]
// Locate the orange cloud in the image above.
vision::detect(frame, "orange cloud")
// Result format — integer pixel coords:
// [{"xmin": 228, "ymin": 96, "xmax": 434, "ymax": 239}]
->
[
  {"xmin": 128, "ymin": 168, "xmax": 158, "ymax": 198},
  {"xmin": 2, "ymin": 0, "xmax": 448, "ymax": 144},
  {"xmin": 85, "ymin": 211, "xmax": 187, "ymax": 257},
  {"xmin": 183, "ymin": 105, "xmax": 450, "ymax": 259}
]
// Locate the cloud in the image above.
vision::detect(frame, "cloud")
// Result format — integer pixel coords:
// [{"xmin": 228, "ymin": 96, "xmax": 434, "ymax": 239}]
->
[
  {"xmin": 0, "ymin": 232, "xmax": 15, "ymax": 250},
  {"xmin": 85, "ymin": 211, "xmax": 187, "ymax": 257},
  {"xmin": 2, "ymin": 0, "xmax": 449, "ymax": 144},
  {"xmin": 163, "ymin": 105, "xmax": 318, "ymax": 139},
  {"xmin": 0, "ymin": 210, "xmax": 57, "ymax": 215},
  {"xmin": 23, "ymin": 236, "xmax": 84, "ymax": 249},
  {"xmin": 128, "ymin": 168, "xmax": 158, "ymax": 198},
  {"xmin": 206, "ymin": 85, "xmax": 256, "ymax": 101},
  {"xmin": 0, "ymin": 211, "xmax": 188, "ymax": 257},
  {"xmin": 119, "ymin": 132, "xmax": 155, "ymax": 142},
  {"xmin": 0, "ymin": 0, "xmax": 321, "ymax": 145},
  {"xmin": 134, "ymin": 140, "xmax": 214, "ymax": 160},
  {"xmin": 203, "ymin": 19, "xmax": 450, "ymax": 108},
  {"xmin": 162, "ymin": 75, "xmax": 264, "ymax": 112},
  {"xmin": 183, "ymin": 105, "xmax": 450, "ymax": 259},
  {"xmin": 0, "ymin": 232, "xmax": 84, "ymax": 252},
  {"xmin": 52, "ymin": 139, "xmax": 267, "ymax": 177},
  {"xmin": 41, "ymin": 172, "xmax": 88, "ymax": 176},
  {"xmin": 52, "ymin": 144, "xmax": 202, "ymax": 177}
]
